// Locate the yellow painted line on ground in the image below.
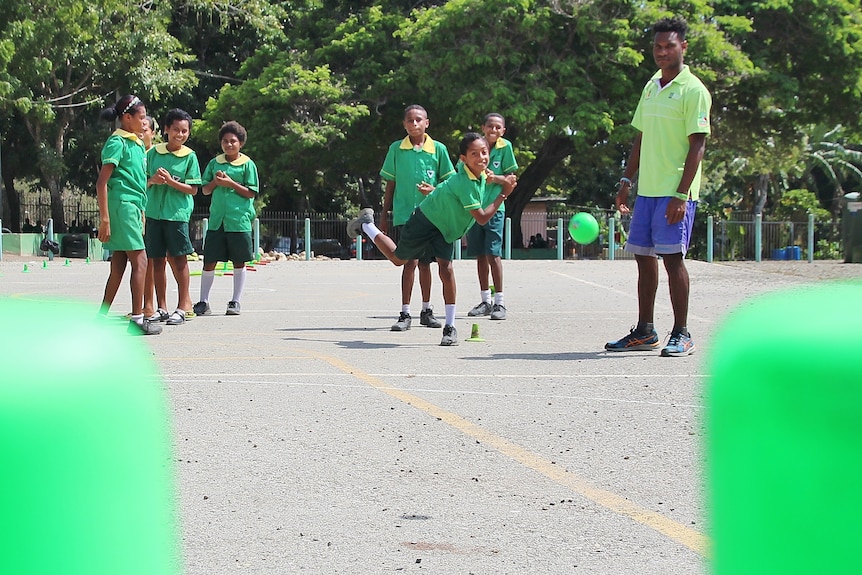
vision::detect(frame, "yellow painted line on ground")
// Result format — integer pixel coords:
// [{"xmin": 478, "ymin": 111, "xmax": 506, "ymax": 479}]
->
[{"xmin": 307, "ymin": 349, "xmax": 710, "ymax": 558}]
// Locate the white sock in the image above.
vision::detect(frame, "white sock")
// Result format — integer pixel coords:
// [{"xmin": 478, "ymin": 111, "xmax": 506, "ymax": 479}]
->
[
  {"xmin": 362, "ymin": 222, "xmax": 381, "ymax": 240},
  {"xmin": 232, "ymin": 266, "xmax": 246, "ymax": 301},
  {"xmin": 422, "ymin": 301, "xmax": 431, "ymax": 311},
  {"xmin": 494, "ymin": 292, "xmax": 504, "ymax": 307},
  {"xmin": 445, "ymin": 304, "xmax": 456, "ymax": 326},
  {"xmin": 200, "ymin": 269, "xmax": 215, "ymax": 302},
  {"xmin": 401, "ymin": 304, "xmax": 410, "ymax": 315},
  {"xmin": 131, "ymin": 314, "xmax": 144, "ymax": 325},
  {"xmin": 481, "ymin": 289, "xmax": 492, "ymax": 304}
]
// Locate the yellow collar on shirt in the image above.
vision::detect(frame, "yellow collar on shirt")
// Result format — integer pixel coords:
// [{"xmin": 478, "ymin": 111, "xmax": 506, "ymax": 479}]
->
[
  {"xmin": 461, "ymin": 165, "xmax": 486, "ymax": 182},
  {"xmin": 398, "ymin": 135, "xmax": 437, "ymax": 154},
  {"xmin": 214, "ymin": 153, "xmax": 250, "ymax": 166},
  {"xmin": 153, "ymin": 143, "xmax": 194, "ymax": 157},
  {"xmin": 112, "ymin": 129, "xmax": 143, "ymax": 145}
]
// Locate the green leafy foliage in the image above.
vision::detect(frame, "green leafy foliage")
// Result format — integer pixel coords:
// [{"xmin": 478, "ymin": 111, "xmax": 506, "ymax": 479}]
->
[
  {"xmin": 200, "ymin": 51, "xmax": 369, "ymax": 211},
  {"xmin": 774, "ymin": 189, "xmax": 831, "ymax": 222},
  {"xmin": 2, "ymin": 0, "xmax": 862, "ymax": 246},
  {"xmin": 0, "ymin": 0, "xmax": 197, "ymax": 229}
]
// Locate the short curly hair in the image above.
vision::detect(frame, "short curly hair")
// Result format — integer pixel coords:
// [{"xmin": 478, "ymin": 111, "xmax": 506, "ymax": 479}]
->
[
  {"xmin": 219, "ymin": 121, "xmax": 247, "ymax": 145},
  {"xmin": 653, "ymin": 16, "xmax": 688, "ymax": 41}
]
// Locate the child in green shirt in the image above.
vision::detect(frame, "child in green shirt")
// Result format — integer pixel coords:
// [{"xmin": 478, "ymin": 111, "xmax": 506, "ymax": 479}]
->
[
  {"xmin": 465, "ymin": 113, "xmax": 519, "ymax": 321},
  {"xmin": 349, "ymin": 133, "xmax": 517, "ymax": 346},
  {"xmin": 144, "ymin": 108, "xmax": 202, "ymax": 325},
  {"xmin": 96, "ymin": 94, "xmax": 162, "ymax": 335},
  {"xmin": 193, "ymin": 121, "xmax": 259, "ymax": 317},
  {"xmin": 379, "ymin": 105, "xmax": 455, "ymax": 332}
]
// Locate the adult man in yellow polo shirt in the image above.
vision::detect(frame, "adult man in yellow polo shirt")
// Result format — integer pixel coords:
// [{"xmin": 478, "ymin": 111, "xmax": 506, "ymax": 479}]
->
[{"xmin": 607, "ymin": 16, "xmax": 712, "ymax": 357}]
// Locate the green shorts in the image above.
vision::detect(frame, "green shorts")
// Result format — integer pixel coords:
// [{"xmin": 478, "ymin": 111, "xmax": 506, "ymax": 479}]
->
[
  {"xmin": 145, "ymin": 219, "xmax": 193, "ymax": 258},
  {"xmin": 466, "ymin": 210, "xmax": 503, "ymax": 257},
  {"xmin": 104, "ymin": 201, "xmax": 145, "ymax": 252},
  {"xmin": 203, "ymin": 226, "xmax": 253, "ymax": 264},
  {"xmin": 394, "ymin": 208, "xmax": 454, "ymax": 263},
  {"xmin": 393, "ymin": 223, "xmax": 435, "ymax": 265}
]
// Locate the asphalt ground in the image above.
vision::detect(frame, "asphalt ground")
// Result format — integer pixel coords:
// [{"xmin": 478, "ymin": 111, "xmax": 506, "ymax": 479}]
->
[{"xmin": 1, "ymin": 255, "xmax": 860, "ymax": 574}]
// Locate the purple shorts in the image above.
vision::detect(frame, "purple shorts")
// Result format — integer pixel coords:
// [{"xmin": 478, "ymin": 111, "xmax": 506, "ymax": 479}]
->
[{"xmin": 625, "ymin": 196, "xmax": 697, "ymax": 257}]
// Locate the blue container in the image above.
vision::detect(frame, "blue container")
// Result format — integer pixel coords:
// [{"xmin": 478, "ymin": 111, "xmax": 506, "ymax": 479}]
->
[
  {"xmin": 787, "ymin": 246, "xmax": 801, "ymax": 260},
  {"xmin": 772, "ymin": 248, "xmax": 787, "ymax": 260}
]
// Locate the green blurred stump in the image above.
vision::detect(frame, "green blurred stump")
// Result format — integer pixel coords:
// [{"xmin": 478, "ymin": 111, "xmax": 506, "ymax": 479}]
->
[
  {"xmin": 707, "ymin": 280, "xmax": 862, "ymax": 575},
  {"xmin": 0, "ymin": 299, "xmax": 179, "ymax": 575}
]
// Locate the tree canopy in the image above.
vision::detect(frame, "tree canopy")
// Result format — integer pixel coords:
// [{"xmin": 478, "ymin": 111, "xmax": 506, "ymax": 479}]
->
[{"xmin": 1, "ymin": 0, "xmax": 861, "ymax": 238}]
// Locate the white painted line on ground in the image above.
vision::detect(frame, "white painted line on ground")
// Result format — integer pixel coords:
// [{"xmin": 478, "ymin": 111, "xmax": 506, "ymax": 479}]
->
[{"xmin": 161, "ymin": 376, "xmax": 700, "ymax": 409}]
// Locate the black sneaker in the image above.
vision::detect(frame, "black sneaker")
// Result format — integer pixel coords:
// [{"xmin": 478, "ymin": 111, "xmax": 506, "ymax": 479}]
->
[
  {"xmin": 391, "ymin": 312, "xmax": 411, "ymax": 331},
  {"xmin": 420, "ymin": 307, "xmax": 442, "ymax": 328},
  {"xmin": 127, "ymin": 318, "xmax": 163, "ymax": 335},
  {"xmin": 440, "ymin": 324, "xmax": 459, "ymax": 346},
  {"xmin": 604, "ymin": 327, "xmax": 659, "ymax": 352},
  {"xmin": 193, "ymin": 301, "xmax": 212, "ymax": 316}
]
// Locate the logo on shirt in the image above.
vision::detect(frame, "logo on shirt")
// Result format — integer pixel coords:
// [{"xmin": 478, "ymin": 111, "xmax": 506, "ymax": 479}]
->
[
  {"xmin": 697, "ymin": 114, "xmax": 709, "ymax": 128},
  {"xmin": 426, "ymin": 170, "xmax": 435, "ymax": 181},
  {"xmin": 492, "ymin": 161, "xmax": 500, "ymax": 169}
]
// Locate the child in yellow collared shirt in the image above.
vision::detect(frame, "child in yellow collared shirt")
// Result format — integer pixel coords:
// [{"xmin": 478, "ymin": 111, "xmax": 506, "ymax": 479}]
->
[
  {"xmin": 193, "ymin": 121, "xmax": 260, "ymax": 317},
  {"xmin": 96, "ymin": 95, "xmax": 162, "ymax": 335}
]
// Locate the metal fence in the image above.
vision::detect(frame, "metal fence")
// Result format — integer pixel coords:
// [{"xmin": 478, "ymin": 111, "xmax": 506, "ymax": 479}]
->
[
  {"xmin": 194, "ymin": 208, "xmax": 632, "ymax": 261},
  {"xmin": 190, "ymin": 209, "xmax": 375, "ymax": 260},
  {"xmin": 714, "ymin": 218, "xmax": 808, "ymax": 261},
  {"xmin": 15, "ymin": 195, "xmax": 100, "ymax": 233},
  {"xmin": 12, "ymin": 199, "xmax": 838, "ymax": 261},
  {"xmin": 710, "ymin": 214, "xmax": 833, "ymax": 261}
]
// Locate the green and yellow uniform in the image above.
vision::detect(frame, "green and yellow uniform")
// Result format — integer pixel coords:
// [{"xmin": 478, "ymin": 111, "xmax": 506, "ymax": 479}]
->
[
  {"xmin": 201, "ymin": 153, "xmax": 259, "ymax": 264},
  {"xmin": 481, "ymin": 137, "xmax": 518, "ymax": 209},
  {"xmin": 394, "ymin": 166, "xmax": 485, "ymax": 263},
  {"xmin": 380, "ymin": 135, "xmax": 455, "ymax": 226},
  {"xmin": 202, "ymin": 153, "xmax": 259, "ymax": 232},
  {"xmin": 100, "ymin": 129, "xmax": 147, "ymax": 251},
  {"xmin": 463, "ymin": 137, "xmax": 517, "ymax": 257},
  {"xmin": 145, "ymin": 143, "xmax": 203, "ymax": 257},
  {"xmin": 145, "ymin": 144, "xmax": 202, "ymax": 222}
]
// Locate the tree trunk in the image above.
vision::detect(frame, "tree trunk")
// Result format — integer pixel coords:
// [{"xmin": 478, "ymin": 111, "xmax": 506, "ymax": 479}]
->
[
  {"xmin": 3, "ymin": 167, "xmax": 21, "ymax": 232},
  {"xmin": 753, "ymin": 173, "xmax": 769, "ymax": 214},
  {"xmin": 50, "ymin": 115, "xmax": 70, "ymax": 232},
  {"xmin": 48, "ymin": 179, "xmax": 68, "ymax": 232},
  {"xmin": 506, "ymin": 135, "xmax": 576, "ymax": 248},
  {"xmin": 830, "ymin": 184, "xmax": 846, "ymax": 220}
]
